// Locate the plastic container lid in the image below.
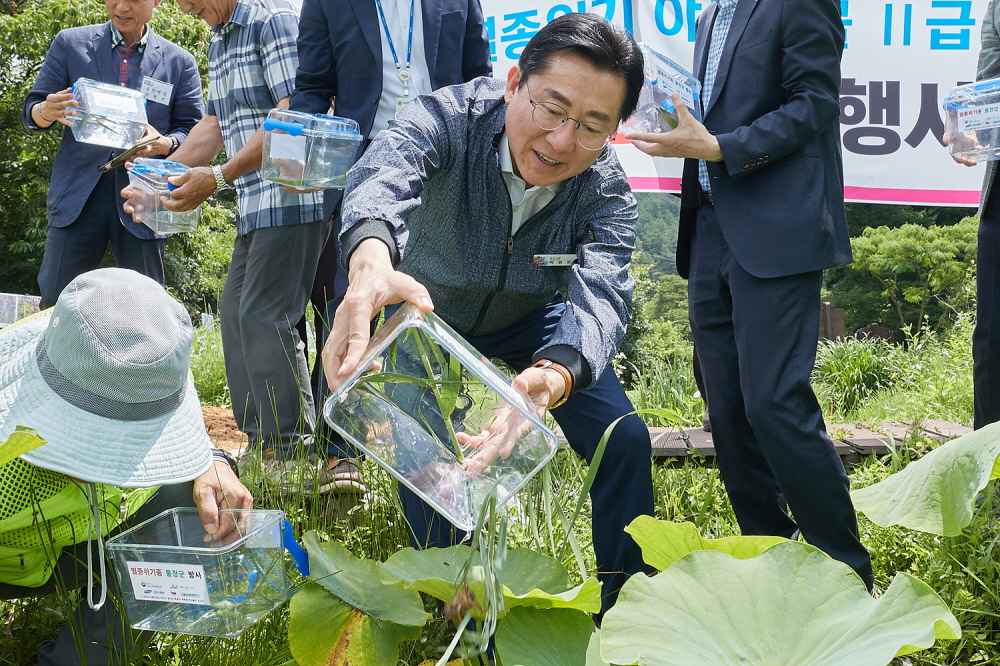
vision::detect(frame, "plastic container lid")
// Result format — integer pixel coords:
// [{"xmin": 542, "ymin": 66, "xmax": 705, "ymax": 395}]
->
[
  {"xmin": 262, "ymin": 109, "xmax": 362, "ymax": 139},
  {"xmin": 128, "ymin": 158, "xmax": 189, "ymax": 192},
  {"xmin": 71, "ymin": 77, "xmax": 147, "ymax": 122}
]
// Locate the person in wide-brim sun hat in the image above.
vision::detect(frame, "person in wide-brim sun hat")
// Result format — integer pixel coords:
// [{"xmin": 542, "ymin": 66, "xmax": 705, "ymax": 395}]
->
[{"xmin": 0, "ymin": 268, "xmax": 253, "ymax": 666}]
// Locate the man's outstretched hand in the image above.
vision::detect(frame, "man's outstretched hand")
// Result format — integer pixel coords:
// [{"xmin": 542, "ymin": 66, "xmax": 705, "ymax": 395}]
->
[{"xmin": 322, "ymin": 238, "xmax": 434, "ymax": 389}]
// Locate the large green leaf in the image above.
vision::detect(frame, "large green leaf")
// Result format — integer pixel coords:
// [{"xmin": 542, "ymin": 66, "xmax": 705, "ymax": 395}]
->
[
  {"xmin": 851, "ymin": 421, "xmax": 1000, "ymax": 536},
  {"xmin": 625, "ymin": 516, "xmax": 788, "ymax": 571},
  {"xmin": 381, "ymin": 546, "xmax": 600, "ymax": 617},
  {"xmin": 302, "ymin": 532, "xmax": 428, "ymax": 626},
  {"xmin": 494, "ymin": 607, "xmax": 595, "ymax": 666},
  {"xmin": 585, "ymin": 630, "xmax": 610, "ymax": 666},
  {"xmin": 0, "ymin": 426, "xmax": 46, "ymax": 467},
  {"xmin": 288, "ymin": 581, "xmax": 420, "ymax": 666},
  {"xmin": 600, "ymin": 542, "xmax": 960, "ymax": 666}
]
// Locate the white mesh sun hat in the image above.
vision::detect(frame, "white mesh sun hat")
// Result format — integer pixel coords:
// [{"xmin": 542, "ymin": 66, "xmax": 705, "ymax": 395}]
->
[{"xmin": 0, "ymin": 267, "xmax": 212, "ymax": 487}]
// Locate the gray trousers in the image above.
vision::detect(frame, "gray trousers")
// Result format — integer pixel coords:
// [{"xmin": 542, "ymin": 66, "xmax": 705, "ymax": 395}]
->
[
  {"xmin": 0, "ymin": 482, "xmax": 194, "ymax": 666},
  {"xmin": 221, "ymin": 221, "xmax": 329, "ymax": 449}
]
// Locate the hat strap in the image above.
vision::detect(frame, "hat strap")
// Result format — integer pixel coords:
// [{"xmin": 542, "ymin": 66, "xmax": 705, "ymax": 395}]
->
[
  {"xmin": 86, "ymin": 483, "xmax": 108, "ymax": 612},
  {"xmin": 37, "ymin": 343, "xmax": 185, "ymax": 421}
]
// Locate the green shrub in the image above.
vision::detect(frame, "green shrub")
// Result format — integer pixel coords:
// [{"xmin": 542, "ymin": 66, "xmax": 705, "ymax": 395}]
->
[
  {"xmin": 812, "ymin": 336, "xmax": 906, "ymax": 418},
  {"xmin": 190, "ymin": 322, "xmax": 229, "ymax": 406},
  {"xmin": 164, "ymin": 203, "xmax": 235, "ymax": 317},
  {"xmin": 827, "ymin": 217, "xmax": 978, "ymax": 335}
]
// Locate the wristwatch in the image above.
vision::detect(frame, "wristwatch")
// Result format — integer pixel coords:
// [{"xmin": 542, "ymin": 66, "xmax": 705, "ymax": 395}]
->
[
  {"xmin": 211, "ymin": 448, "xmax": 240, "ymax": 478},
  {"xmin": 211, "ymin": 164, "xmax": 231, "ymax": 192}
]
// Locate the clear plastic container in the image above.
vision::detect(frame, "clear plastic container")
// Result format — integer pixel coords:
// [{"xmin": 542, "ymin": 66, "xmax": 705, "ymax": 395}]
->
[
  {"xmin": 126, "ymin": 158, "xmax": 199, "ymax": 236},
  {"xmin": 69, "ymin": 77, "xmax": 148, "ymax": 149},
  {"xmin": 623, "ymin": 43, "xmax": 702, "ymax": 133},
  {"xmin": 261, "ymin": 109, "xmax": 362, "ymax": 190},
  {"xmin": 943, "ymin": 78, "xmax": 1000, "ymax": 162},
  {"xmin": 105, "ymin": 508, "xmax": 289, "ymax": 638},
  {"xmin": 322, "ymin": 304, "xmax": 559, "ymax": 531},
  {"xmin": 0, "ymin": 293, "xmax": 41, "ymax": 328}
]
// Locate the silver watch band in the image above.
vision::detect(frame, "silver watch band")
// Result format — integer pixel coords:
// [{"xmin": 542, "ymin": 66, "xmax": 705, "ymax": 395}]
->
[{"xmin": 211, "ymin": 165, "xmax": 229, "ymax": 192}]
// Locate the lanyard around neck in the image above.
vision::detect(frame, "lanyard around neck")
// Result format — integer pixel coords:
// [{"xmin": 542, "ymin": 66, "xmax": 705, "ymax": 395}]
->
[{"xmin": 374, "ymin": 0, "xmax": 416, "ymax": 80}]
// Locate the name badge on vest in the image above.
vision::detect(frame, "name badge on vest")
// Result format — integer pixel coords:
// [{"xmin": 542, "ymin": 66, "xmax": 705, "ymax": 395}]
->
[
  {"xmin": 141, "ymin": 77, "xmax": 173, "ymax": 105},
  {"xmin": 532, "ymin": 254, "xmax": 577, "ymax": 268}
]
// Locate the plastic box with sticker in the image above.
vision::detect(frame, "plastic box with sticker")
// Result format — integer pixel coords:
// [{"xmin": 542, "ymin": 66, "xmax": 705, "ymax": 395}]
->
[
  {"xmin": 105, "ymin": 508, "xmax": 291, "ymax": 638},
  {"xmin": 261, "ymin": 109, "xmax": 363, "ymax": 190}
]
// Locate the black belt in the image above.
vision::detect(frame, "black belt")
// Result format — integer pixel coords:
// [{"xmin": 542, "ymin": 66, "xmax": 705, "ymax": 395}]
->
[{"xmin": 698, "ymin": 188, "xmax": 714, "ymax": 208}]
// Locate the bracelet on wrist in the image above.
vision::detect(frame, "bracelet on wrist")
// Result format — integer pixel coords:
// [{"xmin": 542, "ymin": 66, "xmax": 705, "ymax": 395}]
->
[
  {"xmin": 211, "ymin": 448, "xmax": 240, "ymax": 478},
  {"xmin": 533, "ymin": 359, "xmax": 573, "ymax": 410}
]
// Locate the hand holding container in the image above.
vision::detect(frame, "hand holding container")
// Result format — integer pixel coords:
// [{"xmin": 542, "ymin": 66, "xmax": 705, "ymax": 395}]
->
[
  {"xmin": 623, "ymin": 44, "xmax": 702, "ymax": 133},
  {"xmin": 322, "ymin": 305, "xmax": 559, "ymax": 531},
  {"xmin": 943, "ymin": 78, "xmax": 1000, "ymax": 162},
  {"xmin": 126, "ymin": 158, "xmax": 199, "ymax": 237},
  {"xmin": 261, "ymin": 109, "xmax": 362, "ymax": 190},
  {"xmin": 69, "ymin": 78, "xmax": 148, "ymax": 149}
]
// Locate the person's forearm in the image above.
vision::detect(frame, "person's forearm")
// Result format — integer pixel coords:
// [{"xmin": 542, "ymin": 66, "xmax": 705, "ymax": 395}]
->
[
  {"xmin": 170, "ymin": 115, "xmax": 225, "ymax": 167},
  {"xmin": 220, "ymin": 98, "xmax": 290, "ymax": 183}
]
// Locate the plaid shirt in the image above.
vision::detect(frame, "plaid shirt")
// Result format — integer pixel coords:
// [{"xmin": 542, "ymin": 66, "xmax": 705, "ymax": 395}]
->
[
  {"xmin": 698, "ymin": 0, "xmax": 740, "ymax": 193},
  {"xmin": 207, "ymin": 0, "xmax": 323, "ymax": 235}
]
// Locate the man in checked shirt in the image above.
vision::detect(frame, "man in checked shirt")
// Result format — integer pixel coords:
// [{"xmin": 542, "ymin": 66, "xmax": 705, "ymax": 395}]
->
[{"xmin": 123, "ymin": 0, "xmax": 327, "ymax": 473}]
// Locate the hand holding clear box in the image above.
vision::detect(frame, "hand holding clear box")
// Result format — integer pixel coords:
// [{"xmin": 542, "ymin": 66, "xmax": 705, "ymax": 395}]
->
[
  {"xmin": 623, "ymin": 44, "xmax": 702, "ymax": 134},
  {"xmin": 261, "ymin": 109, "xmax": 363, "ymax": 190},
  {"xmin": 69, "ymin": 78, "xmax": 148, "ymax": 150},
  {"xmin": 943, "ymin": 78, "xmax": 1000, "ymax": 162},
  {"xmin": 322, "ymin": 304, "xmax": 559, "ymax": 531},
  {"xmin": 126, "ymin": 158, "xmax": 199, "ymax": 237}
]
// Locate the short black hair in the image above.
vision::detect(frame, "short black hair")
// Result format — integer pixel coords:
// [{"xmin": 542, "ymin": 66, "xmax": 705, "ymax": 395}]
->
[{"xmin": 517, "ymin": 13, "xmax": 644, "ymax": 122}]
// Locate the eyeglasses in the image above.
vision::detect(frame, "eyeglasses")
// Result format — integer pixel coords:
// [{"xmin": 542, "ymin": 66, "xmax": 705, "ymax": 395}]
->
[{"xmin": 525, "ymin": 86, "xmax": 616, "ymax": 152}]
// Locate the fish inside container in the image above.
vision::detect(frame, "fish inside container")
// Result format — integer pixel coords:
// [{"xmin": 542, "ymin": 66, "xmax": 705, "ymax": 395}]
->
[
  {"xmin": 126, "ymin": 158, "xmax": 199, "ymax": 237},
  {"xmin": 322, "ymin": 305, "xmax": 559, "ymax": 531},
  {"xmin": 69, "ymin": 77, "xmax": 148, "ymax": 150},
  {"xmin": 105, "ymin": 508, "xmax": 289, "ymax": 638},
  {"xmin": 943, "ymin": 78, "xmax": 1000, "ymax": 162},
  {"xmin": 623, "ymin": 44, "xmax": 702, "ymax": 133},
  {"xmin": 261, "ymin": 109, "xmax": 363, "ymax": 190}
]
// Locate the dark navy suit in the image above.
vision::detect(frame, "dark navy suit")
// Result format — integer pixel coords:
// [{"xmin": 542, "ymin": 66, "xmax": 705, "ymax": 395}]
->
[
  {"xmin": 679, "ymin": 0, "xmax": 873, "ymax": 586},
  {"xmin": 289, "ymin": 0, "xmax": 491, "ymax": 431},
  {"xmin": 22, "ymin": 23, "xmax": 203, "ymax": 305}
]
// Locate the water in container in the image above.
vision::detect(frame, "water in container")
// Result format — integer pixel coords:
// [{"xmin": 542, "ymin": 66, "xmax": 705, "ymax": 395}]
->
[
  {"xmin": 126, "ymin": 158, "xmax": 199, "ymax": 236},
  {"xmin": 105, "ymin": 508, "xmax": 290, "ymax": 638},
  {"xmin": 69, "ymin": 78, "xmax": 147, "ymax": 150},
  {"xmin": 623, "ymin": 44, "xmax": 702, "ymax": 133},
  {"xmin": 943, "ymin": 77, "xmax": 1000, "ymax": 162},
  {"xmin": 322, "ymin": 304, "xmax": 559, "ymax": 531},
  {"xmin": 261, "ymin": 109, "xmax": 363, "ymax": 190}
]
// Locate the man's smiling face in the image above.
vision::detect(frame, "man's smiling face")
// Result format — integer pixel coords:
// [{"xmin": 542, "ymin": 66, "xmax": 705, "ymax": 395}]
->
[{"xmin": 503, "ymin": 51, "xmax": 625, "ymax": 188}]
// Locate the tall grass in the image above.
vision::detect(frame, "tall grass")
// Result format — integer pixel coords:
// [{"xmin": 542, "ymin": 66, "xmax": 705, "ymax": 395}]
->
[{"xmin": 3, "ymin": 308, "xmax": 997, "ymax": 665}]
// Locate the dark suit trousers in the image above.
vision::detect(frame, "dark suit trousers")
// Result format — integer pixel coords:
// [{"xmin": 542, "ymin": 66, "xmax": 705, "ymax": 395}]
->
[
  {"xmin": 37, "ymin": 172, "xmax": 164, "ymax": 307},
  {"xmin": 688, "ymin": 205, "xmax": 874, "ymax": 588},
  {"xmin": 397, "ymin": 300, "xmax": 655, "ymax": 615},
  {"xmin": 975, "ymin": 191, "xmax": 1000, "ymax": 429}
]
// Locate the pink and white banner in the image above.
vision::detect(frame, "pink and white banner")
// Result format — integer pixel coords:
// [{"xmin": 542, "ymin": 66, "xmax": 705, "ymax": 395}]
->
[{"xmin": 482, "ymin": 0, "xmax": 989, "ymax": 206}]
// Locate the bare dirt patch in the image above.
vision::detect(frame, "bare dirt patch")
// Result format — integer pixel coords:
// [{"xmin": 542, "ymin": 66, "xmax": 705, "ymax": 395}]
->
[{"xmin": 202, "ymin": 405, "xmax": 247, "ymax": 456}]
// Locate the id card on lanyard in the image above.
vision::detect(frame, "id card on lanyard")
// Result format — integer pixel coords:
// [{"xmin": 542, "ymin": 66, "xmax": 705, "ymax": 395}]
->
[{"xmin": 373, "ymin": 0, "xmax": 416, "ymax": 116}]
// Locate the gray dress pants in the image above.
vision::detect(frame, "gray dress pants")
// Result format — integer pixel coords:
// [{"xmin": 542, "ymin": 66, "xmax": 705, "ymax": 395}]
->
[{"xmin": 221, "ymin": 220, "xmax": 330, "ymax": 450}]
